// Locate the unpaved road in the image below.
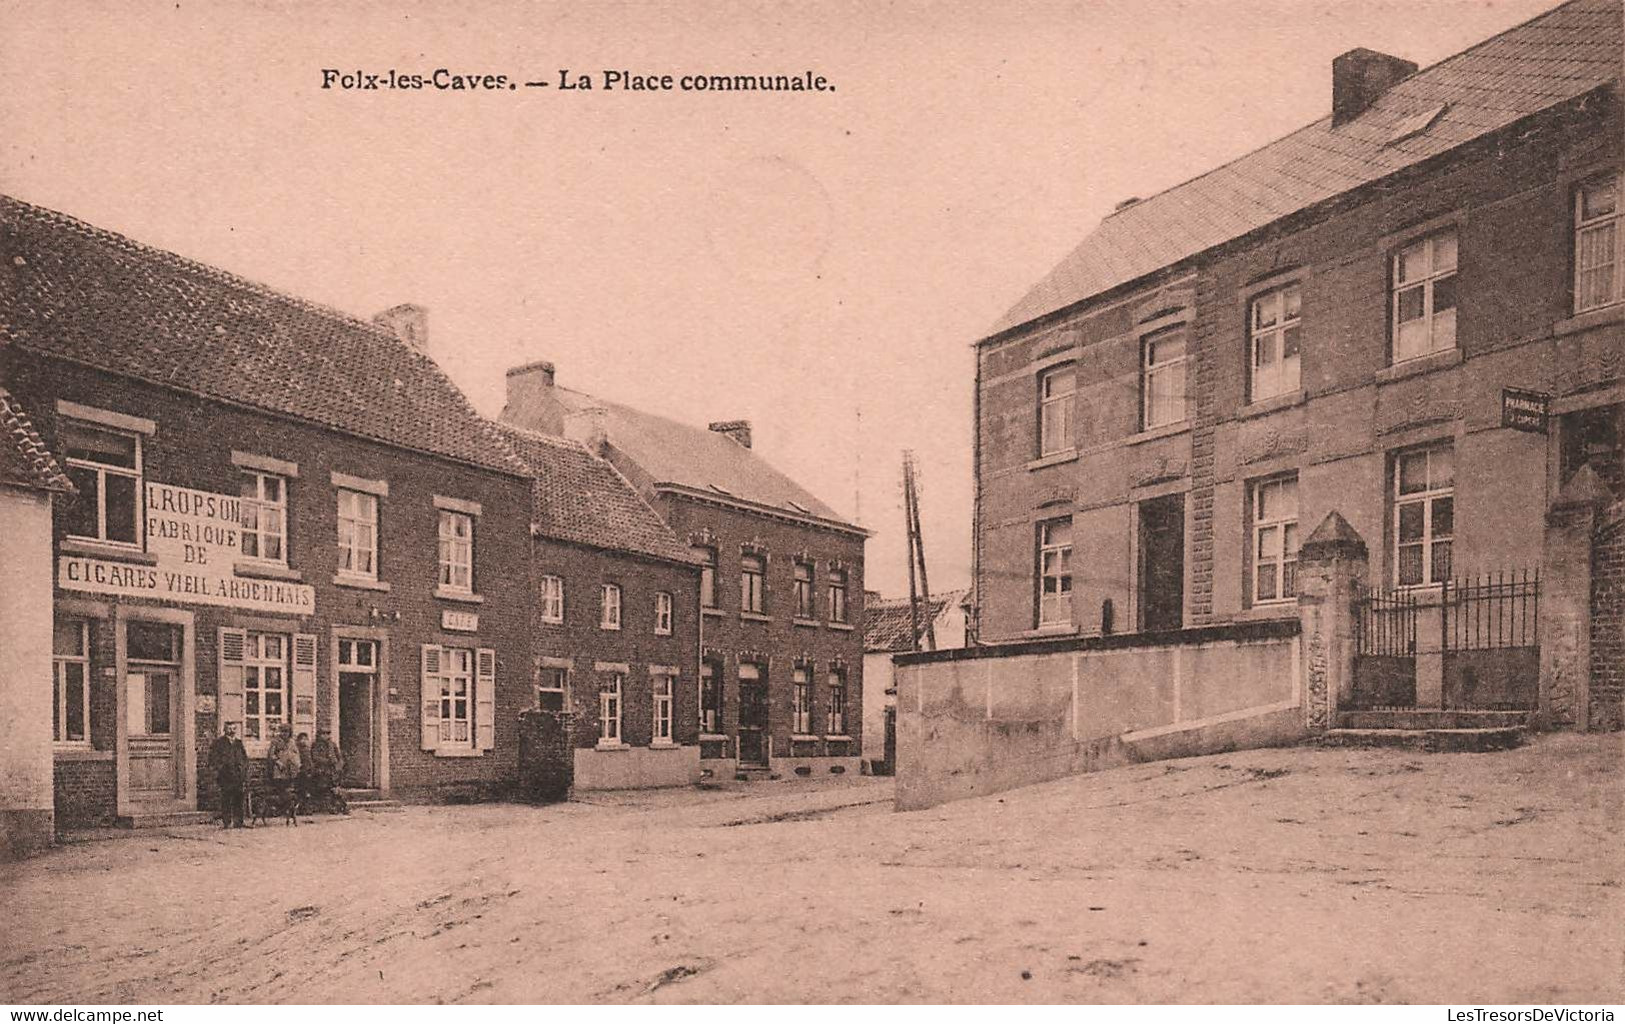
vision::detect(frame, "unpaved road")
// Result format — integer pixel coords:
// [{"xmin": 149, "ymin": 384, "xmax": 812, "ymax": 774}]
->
[{"xmin": 4, "ymin": 734, "xmax": 1620, "ymax": 1004}]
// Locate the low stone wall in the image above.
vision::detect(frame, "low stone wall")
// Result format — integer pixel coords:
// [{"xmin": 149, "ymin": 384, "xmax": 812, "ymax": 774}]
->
[
  {"xmin": 572, "ymin": 744, "xmax": 701, "ymax": 791},
  {"xmin": 894, "ymin": 620, "xmax": 1303, "ymax": 811}
]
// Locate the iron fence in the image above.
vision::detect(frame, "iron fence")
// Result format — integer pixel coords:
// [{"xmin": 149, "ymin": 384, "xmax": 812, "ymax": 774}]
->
[{"xmin": 1441, "ymin": 568, "xmax": 1539, "ymax": 652}]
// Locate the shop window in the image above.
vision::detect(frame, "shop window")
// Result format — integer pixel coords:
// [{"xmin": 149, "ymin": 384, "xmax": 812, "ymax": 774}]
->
[{"xmin": 62, "ymin": 422, "xmax": 142, "ymax": 546}]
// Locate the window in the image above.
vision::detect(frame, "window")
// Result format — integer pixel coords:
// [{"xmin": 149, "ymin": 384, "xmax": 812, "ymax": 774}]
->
[
  {"xmin": 1249, "ymin": 284, "xmax": 1302, "ymax": 402},
  {"xmin": 536, "ymin": 667, "xmax": 568, "ymax": 713},
  {"xmin": 793, "ymin": 562, "xmax": 815, "ymax": 618},
  {"xmin": 438, "ymin": 511, "xmax": 474, "ymax": 592},
  {"xmin": 599, "ymin": 674, "xmax": 623, "ymax": 744},
  {"xmin": 1394, "ymin": 445, "xmax": 1454, "ymax": 587},
  {"xmin": 741, "ymin": 554, "xmax": 765, "ymax": 614},
  {"xmin": 125, "ymin": 622, "xmax": 178, "ymax": 738},
  {"xmin": 1038, "ymin": 518, "xmax": 1073, "ymax": 626},
  {"xmin": 336, "ymin": 489, "xmax": 378, "ymax": 578},
  {"xmin": 699, "ymin": 661, "xmax": 720, "ymax": 733},
  {"xmin": 1392, "ymin": 229, "xmax": 1457, "ymax": 362},
  {"xmin": 694, "ymin": 546, "xmax": 717, "ymax": 608},
  {"xmin": 238, "ymin": 471, "xmax": 287, "ymax": 563},
  {"xmin": 539, "ymin": 575, "xmax": 564, "ymax": 624},
  {"xmin": 1576, "ymin": 172, "xmax": 1621, "ymax": 313},
  {"xmin": 1141, "ymin": 329, "xmax": 1187, "ymax": 429},
  {"xmin": 827, "ymin": 669, "xmax": 848, "ymax": 736},
  {"xmin": 53, "ymin": 619, "xmax": 91, "ymax": 746},
  {"xmin": 652, "ymin": 674, "xmax": 674, "ymax": 744},
  {"xmin": 600, "ymin": 584, "xmax": 622, "ymax": 630},
  {"xmin": 654, "ymin": 592, "xmax": 674, "ymax": 635},
  {"xmin": 827, "ymin": 568, "xmax": 849, "ymax": 624},
  {"xmin": 434, "ymin": 647, "xmax": 474, "ymax": 747},
  {"xmin": 1039, "ymin": 365, "xmax": 1075, "ymax": 456},
  {"xmin": 1251, "ymin": 475, "xmax": 1299, "ymax": 604},
  {"xmin": 792, "ymin": 667, "xmax": 813, "ymax": 735},
  {"xmin": 243, "ymin": 632, "xmax": 288, "ymax": 742},
  {"xmin": 62, "ymin": 423, "xmax": 141, "ymax": 546}
]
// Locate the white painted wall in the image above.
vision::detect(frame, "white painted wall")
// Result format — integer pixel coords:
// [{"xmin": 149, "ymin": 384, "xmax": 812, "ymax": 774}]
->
[{"xmin": 0, "ymin": 488, "xmax": 56, "ymax": 846}]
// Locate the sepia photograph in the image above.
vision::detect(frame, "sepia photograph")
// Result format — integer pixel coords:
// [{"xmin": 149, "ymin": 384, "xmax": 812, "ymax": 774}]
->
[{"xmin": 0, "ymin": 0, "xmax": 1621, "ymax": 1009}]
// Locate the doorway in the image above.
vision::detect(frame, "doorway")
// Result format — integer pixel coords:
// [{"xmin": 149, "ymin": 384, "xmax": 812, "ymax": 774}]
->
[
  {"xmin": 337, "ymin": 638, "xmax": 377, "ymax": 788},
  {"xmin": 124, "ymin": 621, "xmax": 183, "ymax": 805},
  {"xmin": 737, "ymin": 664, "xmax": 769, "ymax": 767},
  {"xmin": 1139, "ymin": 493, "xmax": 1186, "ymax": 632}
]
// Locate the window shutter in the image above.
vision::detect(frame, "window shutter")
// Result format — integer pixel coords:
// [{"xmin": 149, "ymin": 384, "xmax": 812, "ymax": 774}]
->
[
  {"xmin": 291, "ymin": 633, "xmax": 318, "ymax": 738},
  {"xmin": 420, "ymin": 644, "xmax": 442, "ymax": 752},
  {"xmin": 217, "ymin": 627, "xmax": 248, "ymax": 735},
  {"xmin": 475, "ymin": 647, "xmax": 496, "ymax": 751}
]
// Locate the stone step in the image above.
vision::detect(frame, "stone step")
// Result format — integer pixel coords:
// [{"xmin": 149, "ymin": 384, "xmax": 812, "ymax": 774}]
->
[
  {"xmin": 1321, "ymin": 726, "xmax": 1526, "ymax": 753},
  {"xmin": 117, "ymin": 810, "xmax": 218, "ymax": 829},
  {"xmin": 334, "ymin": 789, "xmax": 402, "ymax": 812},
  {"xmin": 1336, "ymin": 710, "xmax": 1529, "ymax": 730}
]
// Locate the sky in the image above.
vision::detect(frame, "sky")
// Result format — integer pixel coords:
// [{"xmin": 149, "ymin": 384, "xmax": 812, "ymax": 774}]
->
[{"xmin": 0, "ymin": 0, "xmax": 1565, "ymax": 597}]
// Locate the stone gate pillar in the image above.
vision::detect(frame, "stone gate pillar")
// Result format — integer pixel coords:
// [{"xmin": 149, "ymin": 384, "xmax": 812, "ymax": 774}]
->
[
  {"xmin": 1296, "ymin": 512, "xmax": 1369, "ymax": 732},
  {"xmin": 1540, "ymin": 465, "xmax": 1614, "ymax": 731}
]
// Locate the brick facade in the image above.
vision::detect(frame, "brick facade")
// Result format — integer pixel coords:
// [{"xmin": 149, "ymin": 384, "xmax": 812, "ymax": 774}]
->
[{"xmin": 1592, "ymin": 503, "xmax": 1625, "ymax": 730}]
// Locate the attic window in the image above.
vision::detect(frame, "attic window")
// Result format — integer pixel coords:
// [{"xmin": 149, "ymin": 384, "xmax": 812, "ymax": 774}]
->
[{"xmin": 1386, "ymin": 104, "xmax": 1447, "ymax": 146}]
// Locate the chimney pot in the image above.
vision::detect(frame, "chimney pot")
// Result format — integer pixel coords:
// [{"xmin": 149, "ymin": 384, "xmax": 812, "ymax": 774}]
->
[
  {"xmin": 372, "ymin": 303, "xmax": 429, "ymax": 353},
  {"xmin": 1332, "ymin": 48, "xmax": 1417, "ymax": 126},
  {"xmin": 709, "ymin": 420, "xmax": 752, "ymax": 449}
]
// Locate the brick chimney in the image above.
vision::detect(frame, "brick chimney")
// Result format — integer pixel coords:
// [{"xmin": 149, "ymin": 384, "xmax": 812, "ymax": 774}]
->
[
  {"xmin": 564, "ymin": 406, "xmax": 608, "ymax": 455},
  {"xmin": 1332, "ymin": 48, "xmax": 1417, "ymax": 126},
  {"xmin": 505, "ymin": 359, "xmax": 557, "ymax": 409},
  {"xmin": 709, "ymin": 420, "xmax": 752, "ymax": 449},
  {"xmin": 372, "ymin": 303, "xmax": 429, "ymax": 354}
]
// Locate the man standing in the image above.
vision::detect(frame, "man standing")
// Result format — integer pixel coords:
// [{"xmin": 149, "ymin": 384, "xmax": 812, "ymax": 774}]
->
[
  {"xmin": 308, "ymin": 729, "xmax": 348, "ymax": 814},
  {"xmin": 208, "ymin": 721, "xmax": 248, "ymax": 828},
  {"xmin": 267, "ymin": 722, "xmax": 301, "ymax": 813}
]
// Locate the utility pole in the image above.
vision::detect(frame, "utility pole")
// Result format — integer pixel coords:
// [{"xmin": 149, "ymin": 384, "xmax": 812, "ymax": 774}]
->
[{"xmin": 902, "ymin": 451, "xmax": 937, "ymax": 653}]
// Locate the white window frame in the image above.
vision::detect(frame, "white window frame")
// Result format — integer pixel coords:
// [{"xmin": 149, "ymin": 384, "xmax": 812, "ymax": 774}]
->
[
  {"xmin": 243, "ymin": 631, "xmax": 289, "ymax": 743},
  {"xmin": 741, "ymin": 554, "xmax": 766, "ymax": 614},
  {"xmin": 539, "ymin": 575, "xmax": 565, "ymax": 624},
  {"xmin": 1575, "ymin": 171, "xmax": 1622, "ymax": 314},
  {"xmin": 1249, "ymin": 284, "xmax": 1302, "ymax": 403},
  {"xmin": 535, "ymin": 666, "xmax": 569, "ymax": 711},
  {"xmin": 1038, "ymin": 364, "xmax": 1076, "ymax": 456},
  {"xmin": 827, "ymin": 568, "xmax": 849, "ymax": 624},
  {"xmin": 433, "ymin": 647, "xmax": 475, "ymax": 748},
  {"xmin": 1391, "ymin": 229, "xmax": 1458, "ymax": 364},
  {"xmin": 1393, "ymin": 445, "xmax": 1455, "ymax": 588},
  {"xmin": 694, "ymin": 546, "xmax": 718, "ymax": 609},
  {"xmin": 698, "ymin": 661, "xmax": 720, "ymax": 733},
  {"xmin": 1250, "ymin": 475, "xmax": 1299, "ymax": 606},
  {"xmin": 792, "ymin": 667, "xmax": 813, "ymax": 735},
  {"xmin": 600, "ymin": 583, "xmax": 623, "ymax": 630},
  {"xmin": 336, "ymin": 489, "xmax": 379, "ymax": 579},
  {"xmin": 437, "ymin": 510, "xmax": 474, "ymax": 593},
  {"xmin": 599, "ymin": 673, "xmax": 623, "ymax": 744},
  {"xmin": 652, "ymin": 673, "xmax": 674, "ymax": 744},
  {"xmin": 826, "ymin": 669, "xmax": 848, "ymax": 736},
  {"xmin": 53, "ymin": 619, "xmax": 92, "ymax": 748},
  {"xmin": 1141, "ymin": 329, "xmax": 1187, "ymax": 430},
  {"xmin": 61, "ymin": 422, "xmax": 143, "ymax": 548},
  {"xmin": 654, "ymin": 591, "xmax": 673, "ymax": 635},
  {"xmin": 238, "ymin": 470, "xmax": 288, "ymax": 565},
  {"xmin": 793, "ymin": 561, "xmax": 815, "ymax": 619},
  {"xmin": 1038, "ymin": 518, "xmax": 1073, "ymax": 626}
]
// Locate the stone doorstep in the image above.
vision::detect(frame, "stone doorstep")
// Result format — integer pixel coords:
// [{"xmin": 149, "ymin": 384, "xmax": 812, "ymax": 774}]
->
[
  {"xmin": 1335, "ymin": 709, "xmax": 1530, "ymax": 730},
  {"xmin": 1320, "ymin": 726, "xmax": 1527, "ymax": 753}
]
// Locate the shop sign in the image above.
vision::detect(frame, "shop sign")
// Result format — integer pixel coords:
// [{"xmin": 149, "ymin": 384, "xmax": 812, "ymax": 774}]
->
[
  {"xmin": 58, "ymin": 481, "xmax": 316, "ymax": 615},
  {"xmin": 1501, "ymin": 388, "xmax": 1549, "ymax": 434}
]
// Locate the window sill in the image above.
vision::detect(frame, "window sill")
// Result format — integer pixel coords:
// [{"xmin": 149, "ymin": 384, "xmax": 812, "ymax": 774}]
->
[
  {"xmin": 655, "ymin": 629, "xmax": 673, "ymax": 637},
  {"xmin": 739, "ymin": 611, "xmax": 772, "ymax": 624},
  {"xmin": 599, "ymin": 624, "xmax": 622, "ymax": 632},
  {"xmin": 649, "ymin": 740, "xmax": 680, "ymax": 750},
  {"xmin": 1236, "ymin": 390, "xmax": 1305, "ymax": 420},
  {"xmin": 433, "ymin": 747, "xmax": 483, "ymax": 759},
  {"xmin": 791, "ymin": 734, "xmax": 822, "ymax": 743},
  {"xmin": 1234, "ymin": 603, "xmax": 1297, "ymax": 622},
  {"xmin": 333, "ymin": 574, "xmax": 389, "ymax": 592},
  {"xmin": 822, "ymin": 735, "xmax": 853, "ymax": 743},
  {"xmin": 235, "ymin": 560, "xmax": 302, "ymax": 582},
  {"xmin": 1026, "ymin": 449, "xmax": 1079, "ymax": 472},
  {"xmin": 826, "ymin": 621, "xmax": 855, "ymax": 632},
  {"xmin": 1024, "ymin": 623, "xmax": 1076, "ymax": 638},
  {"xmin": 433, "ymin": 587, "xmax": 484, "ymax": 604},
  {"xmin": 792, "ymin": 617, "xmax": 820, "ymax": 629},
  {"xmin": 1125, "ymin": 420, "xmax": 1190, "ymax": 446},
  {"xmin": 702, "ymin": 607, "xmax": 726, "ymax": 619},
  {"xmin": 53, "ymin": 747, "xmax": 113, "ymax": 762},
  {"xmin": 60, "ymin": 539, "xmax": 157, "ymax": 565},
  {"xmin": 1376, "ymin": 347, "xmax": 1461, "ymax": 384},
  {"xmin": 699, "ymin": 732, "xmax": 729, "ymax": 743},
  {"xmin": 1554, "ymin": 302, "xmax": 1624, "ymax": 337},
  {"xmin": 594, "ymin": 741, "xmax": 630, "ymax": 752}
]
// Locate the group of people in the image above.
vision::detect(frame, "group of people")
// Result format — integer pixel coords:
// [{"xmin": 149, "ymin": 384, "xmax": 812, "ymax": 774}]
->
[{"xmin": 208, "ymin": 721, "xmax": 350, "ymax": 827}]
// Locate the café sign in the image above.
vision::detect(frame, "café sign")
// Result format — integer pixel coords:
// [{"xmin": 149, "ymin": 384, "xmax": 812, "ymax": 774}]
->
[{"xmin": 58, "ymin": 481, "xmax": 316, "ymax": 615}]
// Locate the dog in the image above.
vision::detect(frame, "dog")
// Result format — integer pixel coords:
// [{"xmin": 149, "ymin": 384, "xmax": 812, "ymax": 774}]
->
[{"xmin": 248, "ymin": 785, "xmax": 300, "ymax": 827}]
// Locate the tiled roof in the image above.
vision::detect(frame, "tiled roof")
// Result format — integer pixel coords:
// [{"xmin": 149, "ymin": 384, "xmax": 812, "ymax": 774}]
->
[
  {"xmin": 990, "ymin": 0, "xmax": 1622, "ymax": 338},
  {"xmin": 865, "ymin": 590, "xmax": 967, "ymax": 653},
  {"xmin": 495, "ymin": 421, "xmax": 698, "ymax": 565},
  {"xmin": 543, "ymin": 385, "xmax": 862, "ymax": 532},
  {"xmin": 0, "ymin": 387, "xmax": 74, "ymax": 494},
  {"xmin": 1, "ymin": 195, "xmax": 526, "ymax": 476}
]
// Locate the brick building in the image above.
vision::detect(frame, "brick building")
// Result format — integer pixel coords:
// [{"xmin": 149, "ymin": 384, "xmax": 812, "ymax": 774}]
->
[
  {"xmin": 861, "ymin": 589, "xmax": 968, "ymax": 767},
  {"xmin": 1, "ymin": 195, "xmax": 538, "ymax": 828},
  {"xmin": 971, "ymin": 1, "xmax": 1621, "ymax": 720},
  {"xmin": 497, "ymin": 423, "xmax": 704, "ymax": 789},
  {"xmin": 501, "ymin": 362, "xmax": 870, "ymax": 778}
]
